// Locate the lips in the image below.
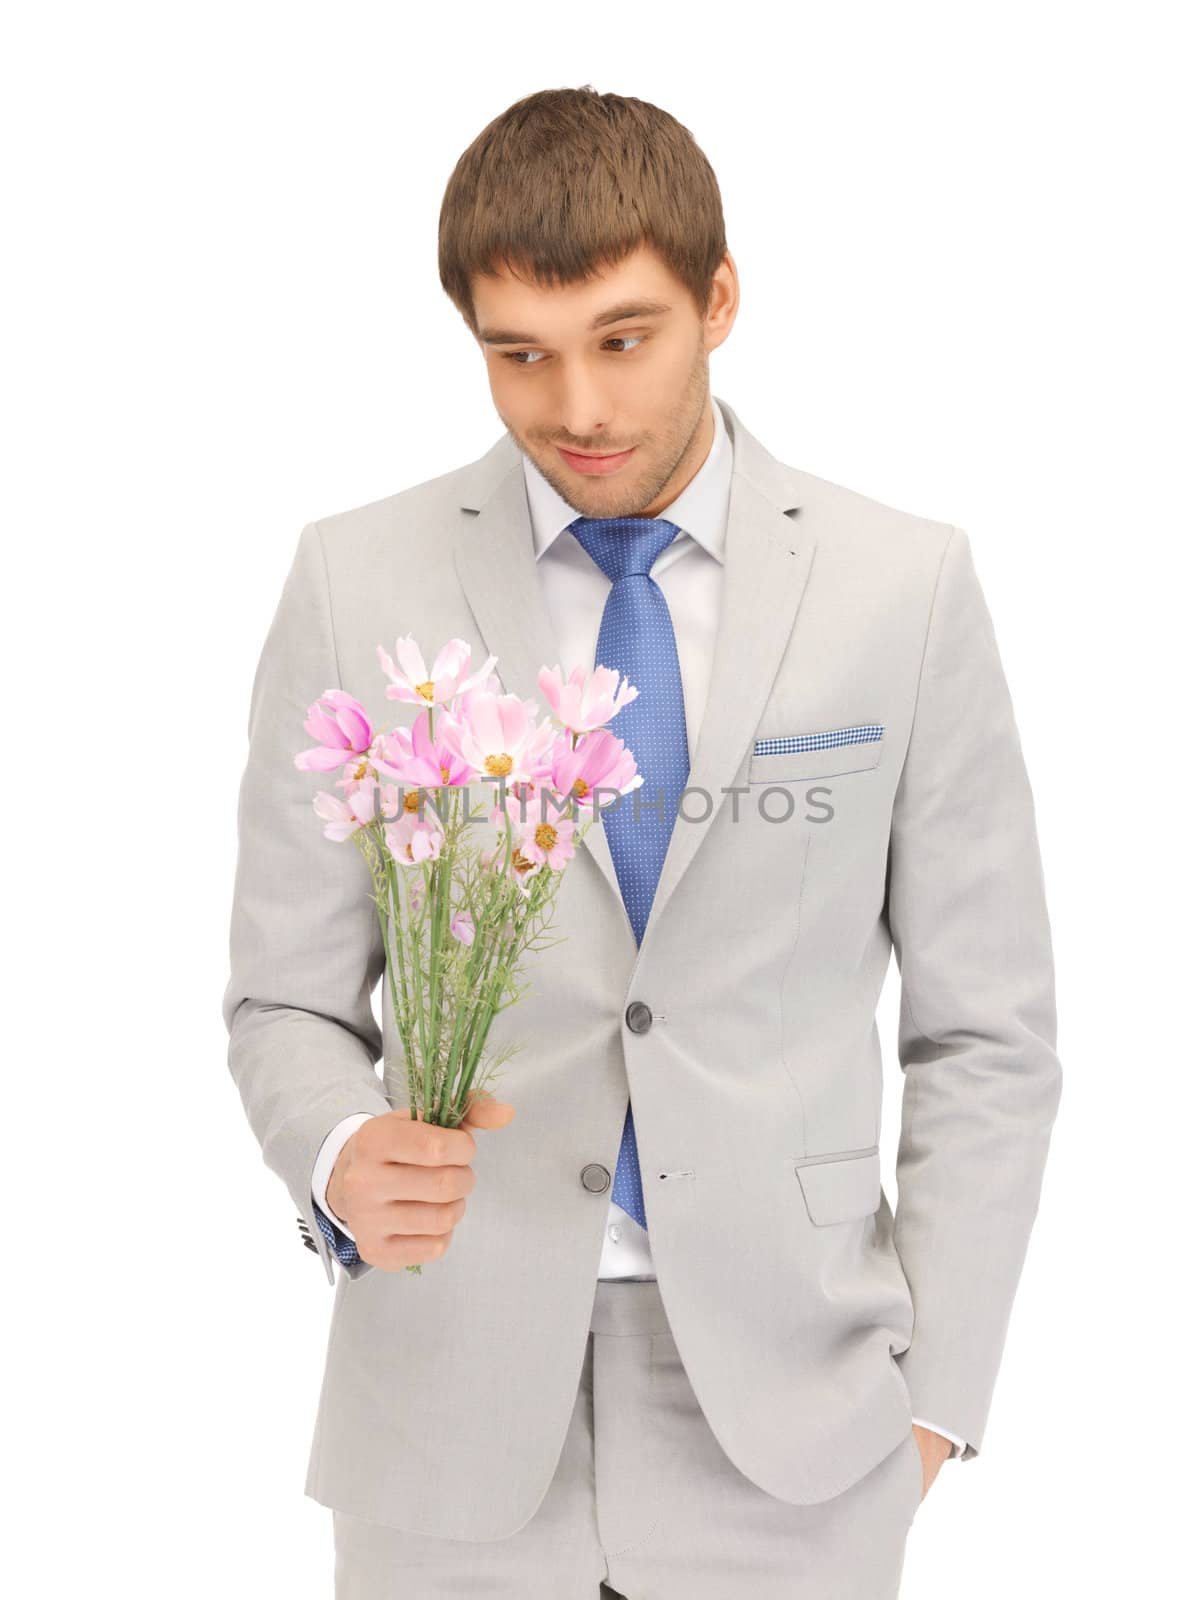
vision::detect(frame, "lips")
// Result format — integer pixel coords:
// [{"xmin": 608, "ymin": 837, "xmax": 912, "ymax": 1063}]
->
[{"xmin": 557, "ymin": 445, "xmax": 636, "ymax": 476}]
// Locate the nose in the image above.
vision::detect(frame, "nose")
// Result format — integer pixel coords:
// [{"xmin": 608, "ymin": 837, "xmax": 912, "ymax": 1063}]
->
[{"xmin": 553, "ymin": 367, "xmax": 617, "ymax": 448}]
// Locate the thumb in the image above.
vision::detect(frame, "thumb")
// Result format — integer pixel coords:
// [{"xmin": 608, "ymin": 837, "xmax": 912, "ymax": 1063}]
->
[{"xmin": 461, "ymin": 1087, "xmax": 516, "ymax": 1129}]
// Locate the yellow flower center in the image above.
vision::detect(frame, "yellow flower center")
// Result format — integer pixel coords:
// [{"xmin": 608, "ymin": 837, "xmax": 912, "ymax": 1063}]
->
[
  {"xmin": 485, "ymin": 753, "xmax": 514, "ymax": 776},
  {"xmin": 416, "ymin": 680, "xmax": 436, "ymax": 701},
  {"xmin": 534, "ymin": 823, "xmax": 557, "ymax": 850}
]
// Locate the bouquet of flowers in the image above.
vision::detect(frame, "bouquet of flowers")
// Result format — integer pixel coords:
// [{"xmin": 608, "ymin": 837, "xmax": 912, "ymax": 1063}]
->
[{"xmin": 295, "ymin": 638, "xmax": 642, "ymax": 1265}]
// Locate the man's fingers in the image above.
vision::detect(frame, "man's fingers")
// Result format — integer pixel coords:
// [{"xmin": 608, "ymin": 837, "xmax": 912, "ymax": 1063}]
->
[
  {"xmin": 373, "ymin": 1104, "xmax": 476, "ymax": 1162},
  {"xmin": 375, "ymin": 1093, "xmax": 514, "ymax": 1150},
  {"xmin": 460, "ymin": 1088, "xmax": 516, "ymax": 1129}
]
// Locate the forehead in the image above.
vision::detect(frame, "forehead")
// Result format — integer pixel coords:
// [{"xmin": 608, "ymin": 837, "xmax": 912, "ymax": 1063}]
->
[{"xmin": 473, "ymin": 242, "xmax": 681, "ymax": 344}]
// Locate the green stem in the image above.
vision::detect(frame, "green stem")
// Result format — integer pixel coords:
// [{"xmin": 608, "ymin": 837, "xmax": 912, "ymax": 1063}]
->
[
  {"xmin": 385, "ymin": 855, "xmax": 419, "ymax": 1093},
  {"xmin": 426, "ymin": 788, "xmax": 456, "ymax": 1064},
  {"xmin": 457, "ymin": 855, "xmax": 547, "ymax": 1102},
  {"xmin": 442, "ymin": 867, "xmax": 500, "ymax": 1109},
  {"xmin": 454, "ymin": 922, "xmax": 517, "ymax": 1113}
]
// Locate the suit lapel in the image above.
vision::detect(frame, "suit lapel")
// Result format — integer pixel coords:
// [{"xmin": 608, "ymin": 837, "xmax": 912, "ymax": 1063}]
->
[
  {"xmin": 452, "ymin": 397, "xmax": 817, "ymax": 952},
  {"xmin": 640, "ymin": 449, "xmax": 815, "ymax": 950}
]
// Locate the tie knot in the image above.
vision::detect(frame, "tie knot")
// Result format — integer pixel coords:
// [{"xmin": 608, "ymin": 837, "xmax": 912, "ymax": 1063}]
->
[{"xmin": 567, "ymin": 516, "xmax": 682, "ymax": 583}]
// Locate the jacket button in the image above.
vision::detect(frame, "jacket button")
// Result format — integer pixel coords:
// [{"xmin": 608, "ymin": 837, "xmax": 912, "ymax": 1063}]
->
[
  {"xmin": 625, "ymin": 1000, "xmax": 653, "ymax": 1033},
  {"xmin": 580, "ymin": 1163, "xmax": 611, "ymax": 1194}
]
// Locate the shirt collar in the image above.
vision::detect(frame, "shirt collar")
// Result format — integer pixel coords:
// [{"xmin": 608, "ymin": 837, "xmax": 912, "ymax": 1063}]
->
[{"xmin": 522, "ymin": 392, "xmax": 731, "ymax": 566}]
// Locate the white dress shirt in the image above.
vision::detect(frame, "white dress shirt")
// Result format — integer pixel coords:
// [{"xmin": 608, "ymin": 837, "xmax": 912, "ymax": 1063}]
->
[{"xmin": 309, "ymin": 393, "xmax": 966, "ymax": 1456}]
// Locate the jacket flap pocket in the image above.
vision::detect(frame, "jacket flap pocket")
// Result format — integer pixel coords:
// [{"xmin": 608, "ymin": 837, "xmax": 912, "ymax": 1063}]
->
[
  {"xmin": 748, "ymin": 724, "xmax": 884, "ymax": 782},
  {"xmin": 794, "ymin": 1146, "xmax": 882, "ymax": 1225}
]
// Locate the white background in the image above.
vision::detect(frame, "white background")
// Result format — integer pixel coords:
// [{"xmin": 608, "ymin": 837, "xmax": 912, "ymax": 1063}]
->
[{"xmin": 6, "ymin": 2, "xmax": 1197, "ymax": 1594}]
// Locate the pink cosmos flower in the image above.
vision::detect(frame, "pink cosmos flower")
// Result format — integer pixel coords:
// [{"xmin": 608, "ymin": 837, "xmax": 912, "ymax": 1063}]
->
[
  {"xmin": 385, "ymin": 708, "xmax": 475, "ymax": 791},
  {"xmin": 515, "ymin": 807, "xmax": 578, "ymax": 871},
  {"xmin": 523, "ymin": 715, "xmax": 567, "ymax": 780},
  {"xmin": 363, "ymin": 726, "xmax": 414, "ymax": 785},
  {"xmin": 479, "ymin": 837, "xmax": 536, "ymax": 895},
  {"xmin": 377, "ymin": 636, "xmax": 498, "ymax": 708},
  {"xmin": 335, "ymin": 753, "xmax": 376, "ymax": 792},
  {"xmin": 312, "ymin": 784, "xmax": 382, "ymax": 842},
  {"xmin": 537, "ymin": 663, "xmax": 638, "ymax": 735},
  {"xmin": 550, "ymin": 727, "xmax": 642, "ymax": 819},
  {"xmin": 490, "ymin": 778, "xmax": 561, "ymax": 833},
  {"xmin": 440, "ymin": 691, "xmax": 552, "ymax": 789},
  {"xmin": 295, "ymin": 690, "xmax": 373, "ymax": 772},
  {"xmin": 383, "ymin": 810, "xmax": 444, "ymax": 865},
  {"xmin": 449, "ymin": 910, "xmax": 475, "ymax": 946},
  {"xmin": 457, "ymin": 667, "xmax": 503, "ymax": 714}
]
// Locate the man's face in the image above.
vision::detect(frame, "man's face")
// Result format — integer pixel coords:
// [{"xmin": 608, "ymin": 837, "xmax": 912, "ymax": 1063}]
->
[{"xmin": 471, "ymin": 241, "xmax": 737, "ymax": 519}]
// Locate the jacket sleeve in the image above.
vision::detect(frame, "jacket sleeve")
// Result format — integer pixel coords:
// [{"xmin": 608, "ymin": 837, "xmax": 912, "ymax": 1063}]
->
[
  {"xmin": 223, "ymin": 521, "xmax": 392, "ymax": 1285},
  {"xmin": 886, "ymin": 525, "xmax": 1063, "ymax": 1458}
]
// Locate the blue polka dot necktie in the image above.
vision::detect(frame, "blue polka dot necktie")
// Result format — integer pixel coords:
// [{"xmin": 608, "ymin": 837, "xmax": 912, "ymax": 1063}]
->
[{"xmin": 567, "ymin": 515, "xmax": 690, "ymax": 1232}]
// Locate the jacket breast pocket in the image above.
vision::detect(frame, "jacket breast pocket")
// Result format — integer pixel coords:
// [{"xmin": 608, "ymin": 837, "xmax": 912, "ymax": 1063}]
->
[
  {"xmin": 793, "ymin": 1145, "xmax": 882, "ymax": 1224},
  {"xmin": 747, "ymin": 724, "xmax": 885, "ymax": 783}
]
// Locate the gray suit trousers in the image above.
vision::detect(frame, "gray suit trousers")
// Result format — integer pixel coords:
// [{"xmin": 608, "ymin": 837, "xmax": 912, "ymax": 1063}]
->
[{"xmin": 332, "ymin": 1278, "xmax": 925, "ymax": 1598}]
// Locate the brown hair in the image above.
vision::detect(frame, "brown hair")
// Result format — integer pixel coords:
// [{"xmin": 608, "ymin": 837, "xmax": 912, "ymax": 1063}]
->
[{"xmin": 438, "ymin": 85, "xmax": 727, "ymax": 337}]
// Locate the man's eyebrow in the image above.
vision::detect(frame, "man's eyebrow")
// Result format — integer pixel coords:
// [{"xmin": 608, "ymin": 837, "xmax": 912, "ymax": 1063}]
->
[{"xmin": 477, "ymin": 299, "xmax": 673, "ymax": 346}]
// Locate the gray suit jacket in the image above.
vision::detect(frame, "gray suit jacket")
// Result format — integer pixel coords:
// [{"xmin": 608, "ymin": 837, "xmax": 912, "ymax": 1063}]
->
[{"xmin": 223, "ymin": 395, "xmax": 1062, "ymax": 1538}]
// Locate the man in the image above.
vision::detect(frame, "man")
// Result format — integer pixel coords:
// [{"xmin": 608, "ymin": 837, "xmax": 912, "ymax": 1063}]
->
[{"xmin": 224, "ymin": 85, "xmax": 1062, "ymax": 1598}]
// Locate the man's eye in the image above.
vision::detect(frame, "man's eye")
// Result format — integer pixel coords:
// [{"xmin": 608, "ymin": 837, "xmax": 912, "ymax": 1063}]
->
[{"xmin": 500, "ymin": 335, "xmax": 644, "ymax": 366}]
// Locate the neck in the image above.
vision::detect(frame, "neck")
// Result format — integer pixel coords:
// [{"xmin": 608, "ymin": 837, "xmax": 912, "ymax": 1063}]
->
[{"xmin": 636, "ymin": 396, "xmax": 715, "ymax": 518}]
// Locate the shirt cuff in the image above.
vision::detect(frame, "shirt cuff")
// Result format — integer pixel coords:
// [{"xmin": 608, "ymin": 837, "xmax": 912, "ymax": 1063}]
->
[
  {"xmin": 310, "ymin": 1112, "xmax": 376, "ymax": 1244},
  {"xmin": 911, "ymin": 1416, "xmax": 968, "ymax": 1458}
]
